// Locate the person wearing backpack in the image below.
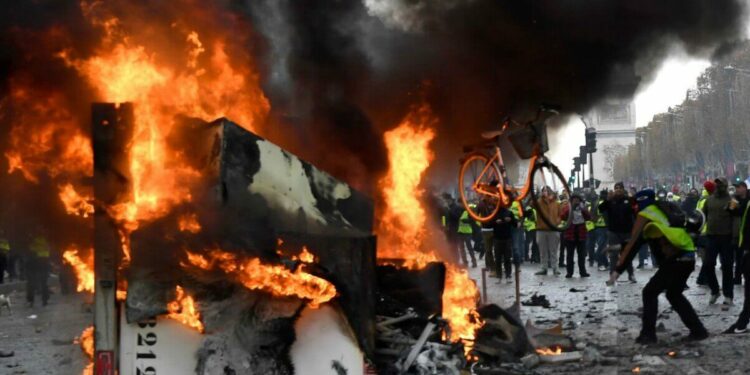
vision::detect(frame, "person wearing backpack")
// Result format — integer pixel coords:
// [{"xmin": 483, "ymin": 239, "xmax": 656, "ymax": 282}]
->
[
  {"xmin": 609, "ymin": 189, "xmax": 709, "ymax": 344},
  {"xmin": 701, "ymin": 177, "xmax": 735, "ymax": 305}
]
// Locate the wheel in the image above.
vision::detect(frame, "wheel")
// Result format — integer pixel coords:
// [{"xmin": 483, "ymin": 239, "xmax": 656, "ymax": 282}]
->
[
  {"xmin": 529, "ymin": 158, "xmax": 572, "ymax": 232},
  {"xmin": 459, "ymin": 152, "xmax": 502, "ymax": 222}
]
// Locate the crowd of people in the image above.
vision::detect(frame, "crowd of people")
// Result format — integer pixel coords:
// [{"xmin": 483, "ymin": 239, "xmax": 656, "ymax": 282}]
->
[{"xmin": 443, "ymin": 177, "xmax": 750, "ymax": 342}]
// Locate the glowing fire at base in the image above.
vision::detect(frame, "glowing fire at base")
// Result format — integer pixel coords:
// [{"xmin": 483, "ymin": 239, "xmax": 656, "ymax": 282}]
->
[
  {"xmin": 376, "ymin": 104, "xmax": 483, "ymax": 353},
  {"xmin": 536, "ymin": 346, "xmax": 563, "ymax": 356},
  {"xmin": 184, "ymin": 249, "xmax": 337, "ymax": 308},
  {"xmin": 76, "ymin": 326, "xmax": 94, "ymax": 375},
  {"xmin": 167, "ymin": 286, "xmax": 204, "ymax": 332}
]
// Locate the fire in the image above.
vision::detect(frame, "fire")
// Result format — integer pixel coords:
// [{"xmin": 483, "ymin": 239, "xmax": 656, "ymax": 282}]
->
[
  {"xmin": 376, "ymin": 104, "xmax": 483, "ymax": 351},
  {"xmin": 178, "ymin": 213, "xmax": 201, "ymax": 233},
  {"xmin": 76, "ymin": 325, "xmax": 94, "ymax": 375},
  {"xmin": 62, "ymin": 248, "xmax": 94, "ymax": 293},
  {"xmin": 292, "ymin": 247, "xmax": 315, "ymax": 263},
  {"xmin": 184, "ymin": 249, "xmax": 337, "ymax": 308},
  {"xmin": 59, "ymin": 183, "xmax": 95, "ymax": 218},
  {"xmin": 167, "ymin": 285, "xmax": 204, "ymax": 333},
  {"xmin": 62, "ymin": 247, "xmax": 128, "ymax": 301},
  {"xmin": 536, "ymin": 346, "xmax": 563, "ymax": 355}
]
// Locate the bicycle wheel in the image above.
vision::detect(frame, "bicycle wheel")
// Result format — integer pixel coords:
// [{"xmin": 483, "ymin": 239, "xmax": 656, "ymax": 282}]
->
[
  {"xmin": 459, "ymin": 152, "xmax": 502, "ymax": 222},
  {"xmin": 529, "ymin": 158, "xmax": 572, "ymax": 232}
]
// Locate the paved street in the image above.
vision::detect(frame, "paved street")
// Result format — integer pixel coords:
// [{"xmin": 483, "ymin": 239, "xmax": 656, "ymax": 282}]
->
[
  {"xmin": 0, "ymin": 280, "xmax": 91, "ymax": 375},
  {"xmin": 469, "ymin": 261, "xmax": 750, "ymax": 374}
]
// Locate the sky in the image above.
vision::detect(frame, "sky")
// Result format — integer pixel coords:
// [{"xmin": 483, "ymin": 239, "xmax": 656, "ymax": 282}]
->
[{"xmin": 548, "ymin": 53, "xmax": 715, "ymax": 181}]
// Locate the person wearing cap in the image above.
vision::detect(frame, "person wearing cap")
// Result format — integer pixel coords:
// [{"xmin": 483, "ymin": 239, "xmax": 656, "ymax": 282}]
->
[
  {"xmin": 701, "ymin": 177, "xmax": 735, "ymax": 305},
  {"xmin": 610, "ymin": 189, "xmax": 708, "ymax": 344},
  {"xmin": 560, "ymin": 194, "xmax": 591, "ymax": 278},
  {"xmin": 725, "ymin": 181, "xmax": 750, "ymax": 334}
]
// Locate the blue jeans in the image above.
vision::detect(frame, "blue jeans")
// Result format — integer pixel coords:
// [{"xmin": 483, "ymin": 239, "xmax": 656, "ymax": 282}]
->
[
  {"xmin": 511, "ymin": 227, "xmax": 525, "ymax": 265},
  {"xmin": 587, "ymin": 228, "xmax": 607, "ymax": 266}
]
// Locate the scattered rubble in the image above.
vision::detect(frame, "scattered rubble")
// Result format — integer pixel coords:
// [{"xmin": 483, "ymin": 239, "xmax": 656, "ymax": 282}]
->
[{"xmin": 522, "ymin": 294, "xmax": 551, "ymax": 308}]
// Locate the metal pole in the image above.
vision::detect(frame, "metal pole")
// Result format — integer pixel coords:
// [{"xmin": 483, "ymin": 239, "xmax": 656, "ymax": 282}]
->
[
  {"xmin": 589, "ymin": 151, "xmax": 594, "ymax": 188},
  {"xmin": 92, "ymin": 103, "xmax": 134, "ymax": 375}
]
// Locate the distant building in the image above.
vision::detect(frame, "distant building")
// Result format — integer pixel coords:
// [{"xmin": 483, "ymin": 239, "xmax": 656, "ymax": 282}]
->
[{"xmin": 584, "ymin": 99, "xmax": 637, "ymax": 188}]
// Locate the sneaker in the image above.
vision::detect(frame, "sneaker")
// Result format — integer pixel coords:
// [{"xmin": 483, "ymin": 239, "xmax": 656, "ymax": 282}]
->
[
  {"xmin": 535, "ymin": 269, "xmax": 548, "ymax": 276},
  {"xmin": 628, "ymin": 275, "xmax": 637, "ymax": 283},
  {"xmin": 723, "ymin": 324, "xmax": 748, "ymax": 334},
  {"xmin": 565, "ymin": 274, "xmax": 573, "ymax": 279},
  {"xmin": 635, "ymin": 334, "xmax": 657, "ymax": 344},
  {"xmin": 709, "ymin": 294, "xmax": 720, "ymax": 304},
  {"xmin": 723, "ymin": 297, "xmax": 734, "ymax": 305},
  {"xmin": 581, "ymin": 273, "xmax": 591, "ymax": 278},
  {"xmin": 598, "ymin": 266, "xmax": 607, "ymax": 271}
]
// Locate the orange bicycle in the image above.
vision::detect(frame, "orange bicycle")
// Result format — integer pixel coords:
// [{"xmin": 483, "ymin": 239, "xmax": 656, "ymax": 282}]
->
[{"xmin": 458, "ymin": 107, "xmax": 572, "ymax": 231}]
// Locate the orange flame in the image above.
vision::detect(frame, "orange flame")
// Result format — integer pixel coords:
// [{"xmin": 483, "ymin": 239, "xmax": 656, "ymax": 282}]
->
[
  {"xmin": 59, "ymin": 183, "xmax": 94, "ymax": 218},
  {"xmin": 178, "ymin": 213, "xmax": 201, "ymax": 233},
  {"xmin": 167, "ymin": 285, "xmax": 204, "ymax": 333},
  {"xmin": 536, "ymin": 346, "xmax": 563, "ymax": 355},
  {"xmin": 76, "ymin": 325, "xmax": 94, "ymax": 375},
  {"xmin": 376, "ymin": 104, "xmax": 483, "ymax": 352},
  {"xmin": 184, "ymin": 249, "xmax": 337, "ymax": 308},
  {"xmin": 292, "ymin": 247, "xmax": 315, "ymax": 263},
  {"xmin": 62, "ymin": 248, "xmax": 94, "ymax": 293}
]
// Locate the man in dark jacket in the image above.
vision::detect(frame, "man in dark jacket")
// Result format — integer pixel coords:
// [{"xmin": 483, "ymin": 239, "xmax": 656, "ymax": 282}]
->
[
  {"xmin": 681, "ymin": 188, "xmax": 700, "ymax": 213},
  {"xmin": 561, "ymin": 194, "xmax": 592, "ymax": 278},
  {"xmin": 728, "ymin": 182, "xmax": 749, "ymax": 285},
  {"xmin": 701, "ymin": 177, "xmax": 734, "ymax": 305},
  {"xmin": 725, "ymin": 182, "xmax": 750, "ymax": 334},
  {"xmin": 493, "ymin": 207, "xmax": 517, "ymax": 282},
  {"xmin": 599, "ymin": 182, "xmax": 637, "ymax": 283}
]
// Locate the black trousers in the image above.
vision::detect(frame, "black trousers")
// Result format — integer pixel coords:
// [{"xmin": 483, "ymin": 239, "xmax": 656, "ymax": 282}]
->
[
  {"xmin": 526, "ymin": 230, "xmax": 539, "ymax": 262},
  {"xmin": 565, "ymin": 240, "xmax": 587, "ymax": 276},
  {"xmin": 494, "ymin": 238, "xmax": 512, "ymax": 278},
  {"xmin": 26, "ymin": 257, "xmax": 50, "ymax": 304},
  {"xmin": 734, "ymin": 251, "xmax": 750, "ymax": 328},
  {"xmin": 733, "ymin": 239, "xmax": 743, "ymax": 283},
  {"xmin": 641, "ymin": 258, "xmax": 706, "ymax": 337},
  {"xmin": 0, "ymin": 253, "xmax": 6, "ymax": 284},
  {"xmin": 705, "ymin": 235, "xmax": 734, "ymax": 298}
]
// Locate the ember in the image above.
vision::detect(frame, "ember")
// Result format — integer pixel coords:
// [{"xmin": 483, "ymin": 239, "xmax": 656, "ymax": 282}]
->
[
  {"xmin": 536, "ymin": 346, "xmax": 563, "ymax": 356},
  {"xmin": 184, "ymin": 249, "xmax": 337, "ymax": 308},
  {"xmin": 76, "ymin": 326, "xmax": 94, "ymax": 375}
]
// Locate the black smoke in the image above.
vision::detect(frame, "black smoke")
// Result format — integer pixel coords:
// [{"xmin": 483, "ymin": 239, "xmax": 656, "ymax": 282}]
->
[{"xmin": 244, "ymin": 0, "xmax": 747, "ymax": 186}]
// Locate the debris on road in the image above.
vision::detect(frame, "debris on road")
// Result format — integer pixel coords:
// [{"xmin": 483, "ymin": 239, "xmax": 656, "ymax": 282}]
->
[{"xmin": 522, "ymin": 293, "xmax": 551, "ymax": 308}]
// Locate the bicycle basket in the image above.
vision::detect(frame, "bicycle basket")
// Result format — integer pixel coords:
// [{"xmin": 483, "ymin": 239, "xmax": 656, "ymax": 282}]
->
[{"xmin": 508, "ymin": 121, "xmax": 549, "ymax": 159}]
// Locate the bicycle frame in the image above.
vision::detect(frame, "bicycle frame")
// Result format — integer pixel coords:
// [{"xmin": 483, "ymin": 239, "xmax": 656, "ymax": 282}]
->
[{"xmin": 471, "ymin": 145, "xmax": 540, "ymax": 207}]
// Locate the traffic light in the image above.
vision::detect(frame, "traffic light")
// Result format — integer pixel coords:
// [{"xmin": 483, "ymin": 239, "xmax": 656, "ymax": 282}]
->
[
  {"xmin": 573, "ymin": 157, "xmax": 580, "ymax": 171},
  {"xmin": 585, "ymin": 128, "xmax": 597, "ymax": 152},
  {"xmin": 579, "ymin": 145, "xmax": 587, "ymax": 160},
  {"xmin": 568, "ymin": 173, "xmax": 576, "ymax": 186}
]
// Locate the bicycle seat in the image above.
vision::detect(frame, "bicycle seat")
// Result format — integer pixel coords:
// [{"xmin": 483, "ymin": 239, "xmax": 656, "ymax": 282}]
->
[{"xmin": 481, "ymin": 130, "xmax": 504, "ymax": 140}]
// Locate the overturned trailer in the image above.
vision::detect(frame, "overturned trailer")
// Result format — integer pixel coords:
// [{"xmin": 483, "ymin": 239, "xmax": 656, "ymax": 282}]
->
[{"xmin": 91, "ymin": 103, "xmax": 376, "ymax": 374}]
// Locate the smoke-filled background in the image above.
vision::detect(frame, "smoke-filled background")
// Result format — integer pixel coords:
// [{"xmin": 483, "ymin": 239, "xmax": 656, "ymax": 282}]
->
[{"xmin": 0, "ymin": 0, "xmax": 747, "ymax": 247}]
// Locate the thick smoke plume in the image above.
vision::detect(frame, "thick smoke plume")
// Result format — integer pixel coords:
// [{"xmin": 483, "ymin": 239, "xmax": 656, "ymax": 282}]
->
[{"xmin": 0, "ymin": 0, "xmax": 746, "ymax": 244}]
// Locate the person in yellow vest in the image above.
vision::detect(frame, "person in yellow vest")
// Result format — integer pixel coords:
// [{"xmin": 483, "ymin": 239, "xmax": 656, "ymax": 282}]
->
[
  {"xmin": 695, "ymin": 181, "xmax": 715, "ymax": 286},
  {"xmin": 26, "ymin": 229, "xmax": 51, "ymax": 307},
  {"xmin": 0, "ymin": 234, "xmax": 8, "ymax": 284},
  {"xmin": 610, "ymin": 189, "xmax": 708, "ymax": 344},
  {"xmin": 509, "ymin": 195, "xmax": 525, "ymax": 266},
  {"xmin": 458, "ymin": 209, "xmax": 478, "ymax": 268},
  {"xmin": 588, "ymin": 189, "xmax": 609, "ymax": 270},
  {"xmin": 523, "ymin": 205, "xmax": 539, "ymax": 263}
]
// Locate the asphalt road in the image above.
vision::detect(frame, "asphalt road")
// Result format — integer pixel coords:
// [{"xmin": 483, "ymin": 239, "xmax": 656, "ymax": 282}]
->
[
  {"xmin": 469, "ymin": 260, "xmax": 750, "ymax": 375},
  {"xmin": 0, "ymin": 280, "xmax": 91, "ymax": 375}
]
